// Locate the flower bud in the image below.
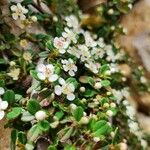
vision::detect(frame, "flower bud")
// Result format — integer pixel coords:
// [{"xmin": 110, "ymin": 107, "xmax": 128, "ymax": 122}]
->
[
  {"xmin": 80, "ymin": 87, "xmax": 85, "ymax": 92},
  {"xmin": 106, "ymin": 110, "xmax": 113, "ymax": 117},
  {"xmin": 31, "ymin": 16, "xmax": 37, "ymax": 22},
  {"xmin": 0, "ymin": 87, "xmax": 5, "ymax": 95},
  {"xmin": 35, "ymin": 110, "xmax": 47, "ymax": 121},
  {"xmin": 70, "ymin": 103, "xmax": 77, "ymax": 110},
  {"xmin": 93, "ymin": 137, "xmax": 100, "ymax": 142},
  {"xmin": 94, "ymin": 82, "xmax": 102, "ymax": 89},
  {"xmin": 79, "ymin": 116, "xmax": 89, "ymax": 124},
  {"xmin": 50, "ymin": 121, "xmax": 59, "ymax": 128},
  {"xmin": 103, "ymin": 103, "xmax": 109, "ymax": 108},
  {"xmin": 108, "ymin": 9, "xmax": 114, "ymax": 15},
  {"xmin": 110, "ymin": 102, "xmax": 116, "ymax": 108}
]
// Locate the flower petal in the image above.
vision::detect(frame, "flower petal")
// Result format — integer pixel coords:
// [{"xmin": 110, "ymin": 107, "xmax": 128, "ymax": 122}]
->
[
  {"xmin": 67, "ymin": 93, "xmax": 75, "ymax": 101},
  {"xmin": 69, "ymin": 70, "xmax": 75, "ymax": 76},
  {"xmin": 12, "ymin": 13, "xmax": 18, "ymax": 20},
  {"xmin": 0, "ymin": 101, "xmax": 8, "ymax": 110},
  {"xmin": 10, "ymin": 5, "xmax": 17, "ymax": 11},
  {"xmin": 54, "ymin": 85, "xmax": 62, "ymax": 95},
  {"xmin": 49, "ymin": 74, "xmax": 58, "ymax": 82},
  {"xmin": 59, "ymin": 49, "xmax": 66, "ymax": 54},
  {"xmin": 0, "ymin": 87, "xmax": 5, "ymax": 95},
  {"xmin": 37, "ymin": 73, "xmax": 46, "ymax": 80},
  {"xmin": 59, "ymin": 78, "xmax": 65, "ymax": 85},
  {"xmin": 69, "ymin": 84, "xmax": 75, "ymax": 92},
  {"xmin": 20, "ymin": 14, "xmax": 26, "ymax": 20},
  {"xmin": 0, "ymin": 111, "xmax": 5, "ymax": 120},
  {"xmin": 37, "ymin": 64, "xmax": 46, "ymax": 72},
  {"xmin": 46, "ymin": 64, "xmax": 54, "ymax": 71}
]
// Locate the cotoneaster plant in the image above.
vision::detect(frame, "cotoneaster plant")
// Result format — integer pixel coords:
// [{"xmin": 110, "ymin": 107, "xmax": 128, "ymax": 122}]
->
[{"xmin": 0, "ymin": 0, "xmax": 149, "ymax": 150}]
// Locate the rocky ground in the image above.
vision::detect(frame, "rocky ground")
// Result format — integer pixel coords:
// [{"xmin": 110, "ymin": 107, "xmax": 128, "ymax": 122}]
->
[
  {"xmin": 118, "ymin": 0, "xmax": 150, "ymax": 135},
  {"xmin": 1, "ymin": 0, "xmax": 150, "ymax": 149}
]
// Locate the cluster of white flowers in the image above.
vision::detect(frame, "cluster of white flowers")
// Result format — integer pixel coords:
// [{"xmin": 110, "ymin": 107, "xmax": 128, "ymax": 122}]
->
[
  {"xmin": 112, "ymin": 88, "xmax": 130, "ymax": 104},
  {"xmin": 0, "ymin": 87, "xmax": 8, "ymax": 120},
  {"xmin": 65, "ymin": 15, "xmax": 79, "ymax": 31},
  {"xmin": 54, "ymin": 78, "xmax": 75, "ymax": 101},
  {"xmin": 53, "ymin": 15, "xmax": 124, "ymax": 76}
]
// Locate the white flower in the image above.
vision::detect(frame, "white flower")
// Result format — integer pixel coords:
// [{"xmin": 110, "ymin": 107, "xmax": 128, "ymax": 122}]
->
[
  {"xmin": 37, "ymin": 64, "xmax": 58, "ymax": 82},
  {"xmin": 0, "ymin": 99, "xmax": 8, "ymax": 120},
  {"xmin": 62, "ymin": 28, "xmax": 77, "ymax": 44},
  {"xmin": 84, "ymin": 31, "xmax": 97, "ymax": 47},
  {"xmin": 85, "ymin": 61, "xmax": 99, "ymax": 74},
  {"xmin": 109, "ymin": 63, "xmax": 119, "ymax": 73},
  {"xmin": 128, "ymin": 120, "xmax": 139, "ymax": 132},
  {"xmin": 78, "ymin": 45, "xmax": 91, "ymax": 62},
  {"xmin": 91, "ymin": 47, "xmax": 105, "ymax": 59},
  {"xmin": 35, "ymin": 110, "xmax": 47, "ymax": 121},
  {"xmin": 112, "ymin": 89, "xmax": 123, "ymax": 103},
  {"xmin": 0, "ymin": 87, "xmax": 5, "ymax": 95},
  {"xmin": 10, "ymin": 3, "xmax": 28, "ymax": 20},
  {"xmin": 98, "ymin": 38, "xmax": 105, "ymax": 48},
  {"xmin": 105, "ymin": 45, "xmax": 116, "ymax": 62},
  {"xmin": 8, "ymin": 68, "xmax": 20, "ymax": 80},
  {"xmin": 140, "ymin": 76, "xmax": 147, "ymax": 84},
  {"xmin": 65, "ymin": 15, "xmax": 79, "ymax": 31},
  {"xmin": 53, "ymin": 37, "xmax": 69, "ymax": 54},
  {"xmin": 61, "ymin": 58, "xmax": 77, "ymax": 76},
  {"xmin": 126, "ymin": 105, "xmax": 136, "ymax": 119},
  {"xmin": 67, "ymin": 46, "xmax": 80, "ymax": 58},
  {"xmin": 54, "ymin": 78, "xmax": 75, "ymax": 101}
]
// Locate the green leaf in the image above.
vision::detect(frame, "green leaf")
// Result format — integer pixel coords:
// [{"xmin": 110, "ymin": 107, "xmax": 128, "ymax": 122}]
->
[
  {"xmin": 66, "ymin": 77, "xmax": 78, "ymax": 88},
  {"xmin": 7, "ymin": 107, "xmax": 22, "ymax": 119},
  {"xmin": 60, "ymin": 127, "xmax": 74, "ymax": 142},
  {"xmin": 11, "ymin": 129, "xmax": 18, "ymax": 150},
  {"xmin": 93, "ymin": 123, "xmax": 112, "ymax": 137},
  {"xmin": 54, "ymin": 111, "xmax": 64, "ymax": 120},
  {"xmin": 73, "ymin": 106, "xmax": 83, "ymax": 122},
  {"xmin": 83, "ymin": 89, "xmax": 97, "ymax": 97},
  {"xmin": 18, "ymin": 132, "xmax": 27, "ymax": 144},
  {"xmin": 27, "ymin": 99, "xmax": 41, "ymax": 115},
  {"xmin": 87, "ymin": 77, "xmax": 95, "ymax": 86},
  {"xmin": 92, "ymin": 120, "xmax": 107, "ymax": 132},
  {"xmin": 101, "ymin": 80, "xmax": 110, "ymax": 87},
  {"xmin": 88, "ymin": 118, "xmax": 97, "ymax": 130},
  {"xmin": 100, "ymin": 64, "xmax": 109, "ymax": 74},
  {"xmin": 38, "ymin": 120, "xmax": 50, "ymax": 132},
  {"xmin": 27, "ymin": 124, "xmax": 42, "ymax": 142},
  {"xmin": 46, "ymin": 40, "xmax": 54, "ymax": 50},
  {"xmin": 3, "ymin": 90, "xmax": 15, "ymax": 104},
  {"xmin": 39, "ymin": 51, "xmax": 49, "ymax": 58},
  {"xmin": 48, "ymin": 145, "xmax": 57, "ymax": 150},
  {"xmin": 30, "ymin": 70, "xmax": 39, "ymax": 80},
  {"xmin": 22, "ymin": 0, "xmax": 33, "ymax": 5},
  {"xmin": 64, "ymin": 145, "xmax": 76, "ymax": 150},
  {"xmin": 0, "ymin": 80, "xmax": 5, "ymax": 87},
  {"xmin": 21, "ymin": 111, "xmax": 35, "ymax": 122}
]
